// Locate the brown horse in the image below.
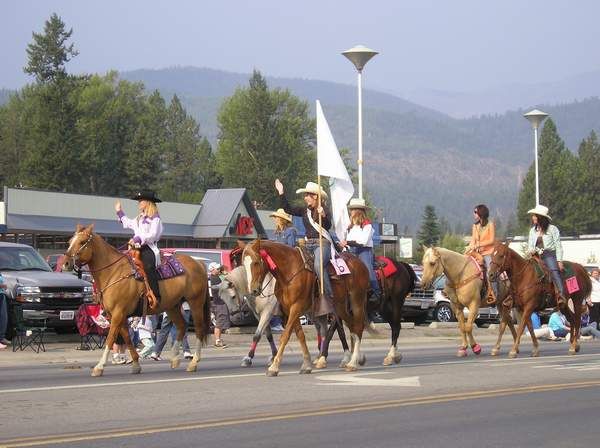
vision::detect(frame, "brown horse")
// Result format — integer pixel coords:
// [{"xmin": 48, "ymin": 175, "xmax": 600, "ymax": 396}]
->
[
  {"xmin": 488, "ymin": 241, "xmax": 592, "ymax": 357},
  {"xmin": 63, "ymin": 224, "xmax": 210, "ymax": 376},
  {"xmin": 243, "ymin": 239, "xmax": 369, "ymax": 376}
]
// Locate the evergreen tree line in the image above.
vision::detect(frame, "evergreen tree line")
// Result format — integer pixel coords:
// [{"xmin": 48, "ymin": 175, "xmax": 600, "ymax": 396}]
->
[{"xmin": 0, "ymin": 14, "xmax": 316, "ymax": 208}]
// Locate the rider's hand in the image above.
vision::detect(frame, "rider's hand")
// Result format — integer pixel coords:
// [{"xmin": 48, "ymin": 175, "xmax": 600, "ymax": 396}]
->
[
  {"xmin": 274, "ymin": 178, "xmax": 284, "ymax": 195},
  {"xmin": 340, "ymin": 240, "xmax": 348, "ymax": 248},
  {"xmin": 558, "ymin": 261, "xmax": 564, "ymax": 271},
  {"xmin": 317, "ymin": 206, "xmax": 324, "ymax": 216},
  {"xmin": 115, "ymin": 201, "xmax": 122, "ymax": 212}
]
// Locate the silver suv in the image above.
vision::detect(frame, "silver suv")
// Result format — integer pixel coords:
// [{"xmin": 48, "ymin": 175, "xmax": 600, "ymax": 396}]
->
[{"xmin": 0, "ymin": 242, "xmax": 93, "ymax": 331}]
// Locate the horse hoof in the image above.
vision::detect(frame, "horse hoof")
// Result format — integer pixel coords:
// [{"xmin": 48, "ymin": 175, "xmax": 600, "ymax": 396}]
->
[
  {"xmin": 171, "ymin": 358, "xmax": 181, "ymax": 369},
  {"xmin": 186, "ymin": 364, "xmax": 197, "ymax": 373},
  {"xmin": 382, "ymin": 356, "xmax": 393, "ymax": 366},
  {"xmin": 508, "ymin": 351, "xmax": 518, "ymax": 359},
  {"xmin": 339, "ymin": 360, "xmax": 348, "ymax": 368},
  {"xmin": 394, "ymin": 354, "xmax": 402, "ymax": 364},
  {"xmin": 490, "ymin": 348, "xmax": 500, "ymax": 357},
  {"xmin": 130, "ymin": 364, "xmax": 141, "ymax": 374},
  {"xmin": 531, "ymin": 350, "xmax": 540, "ymax": 358},
  {"xmin": 457, "ymin": 349, "xmax": 468, "ymax": 358},
  {"xmin": 91, "ymin": 367, "xmax": 104, "ymax": 377},
  {"xmin": 299, "ymin": 367, "xmax": 312, "ymax": 375},
  {"xmin": 358, "ymin": 354, "xmax": 366, "ymax": 366},
  {"xmin": 575, "ymin": 344, "xmax": 581, "ymax": 353},
  {"xmin": 241, "ymin": 357, "xmax": 252, "ymax": 368},
  {"xmin": 345, "ymin": 365, "xmax": 358, "ymax": 372},
  {"xmin": 471, "ymin": 344, "xmax": 482, "ymax": 355},
  {"xmin": 314, "ymin": 357, "xmax": 327, "ymax": 370},
  {"xmin": 568, "ymin": 348, "xmax": 577, "ymax": 356},
  {"xmin": 266, "ymin": 369, "xmax": 279, "ymax": 377}
]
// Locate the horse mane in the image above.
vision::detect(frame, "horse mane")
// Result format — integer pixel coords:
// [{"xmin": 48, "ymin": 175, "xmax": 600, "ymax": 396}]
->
[{"xmin": 225, "ymin": 266, "xmax": 250, "ymax": 296}]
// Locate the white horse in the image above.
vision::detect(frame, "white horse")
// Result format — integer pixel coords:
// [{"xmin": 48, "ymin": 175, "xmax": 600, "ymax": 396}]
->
[{"xmin": 219, "ymin": 266, "xmax": 280, "ymax": 367}]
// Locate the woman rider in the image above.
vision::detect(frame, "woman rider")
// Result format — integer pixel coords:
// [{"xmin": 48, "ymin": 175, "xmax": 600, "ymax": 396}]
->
[
  {"xmin": 466, "ymin": 204, "xmax": 499, "ymax": 304},
  {"xmin": 340, "ymin": 197, "xmax": 381, "ymax": 304},
  {"xmin": 526, "ymin": 204, "xmax": 566, "ymax": 307},
  {"xmin": 275, "ymin": 178, "xmax": 333, "ymax": 310},
  {"xmin": 270, "ymin": 208, "xmax": 298, "ymax": 247},
  {"xmin": 115, "ymin": 191, "xmax": 164, "ymax": 304}
]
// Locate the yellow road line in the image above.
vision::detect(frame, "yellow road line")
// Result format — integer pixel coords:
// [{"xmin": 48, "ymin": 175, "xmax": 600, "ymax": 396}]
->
[{"xmin": 2, "ymin": 380, "xmax": 600, "ymax": 447}]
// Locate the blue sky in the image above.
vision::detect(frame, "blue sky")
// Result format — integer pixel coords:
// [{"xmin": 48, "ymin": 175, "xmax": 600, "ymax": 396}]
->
[{"xmin": 2, "ymin": 0, "xmax": 600, "ymax": 94}]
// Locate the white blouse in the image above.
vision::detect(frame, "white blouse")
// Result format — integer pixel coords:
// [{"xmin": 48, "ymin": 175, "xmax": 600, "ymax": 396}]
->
[{"xmin": 346, "ymin": 223, "xmax": 374, "ymax": 248}]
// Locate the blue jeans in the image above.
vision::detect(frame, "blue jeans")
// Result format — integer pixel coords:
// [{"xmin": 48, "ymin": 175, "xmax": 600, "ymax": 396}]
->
[
  {"xmin": 353, "ymin": 247, "xmax": 380, "ymax": 293},
  {"xmin": 305, "ymin": 241, "xmax": 332, "ymax": 297},
  {"xmin": 581, "ymin": 324, "xmax": 600, "ymax": 339},
  {"xmin": 154, "ymin": 310, "xmax": 191, "ymax": 354},
  {"xmin": 483, "ymin": 255, "xmax": 499, "ymax": 298},
  {"xmin": 0, "ymin": 293, "xmax": 7, "ymax": 340},
  {"xmin": 542, "ymin": 251, "xmax": 565, "ymax": 297}
]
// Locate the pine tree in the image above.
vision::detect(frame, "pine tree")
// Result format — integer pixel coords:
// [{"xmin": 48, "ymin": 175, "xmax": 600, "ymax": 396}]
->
[
  {"xmin": 577, "ymin": 131, "xmax": 600, "ymax": 233},
  {"xmin": 417, "ymin": 205, "xmax": 440, "ymax": 247}
]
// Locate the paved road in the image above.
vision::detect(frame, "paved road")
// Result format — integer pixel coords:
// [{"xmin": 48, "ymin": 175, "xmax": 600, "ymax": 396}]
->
[{"xmin": 1, "ymin": 338, "xmax": 600, "ymax": 447}]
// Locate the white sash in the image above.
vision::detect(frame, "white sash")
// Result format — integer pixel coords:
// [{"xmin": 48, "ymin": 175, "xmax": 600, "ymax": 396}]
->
[{"xmin": 306, "ymin": 209, "xmax": 350, "ymax": 275}]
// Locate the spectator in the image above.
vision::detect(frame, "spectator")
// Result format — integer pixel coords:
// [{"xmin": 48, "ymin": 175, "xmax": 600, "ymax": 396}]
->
[
  {"xmin": 136, "ymin": 315, "xmax": 157, "ymax": 358},
  {"xmin": 209, "ymin": 262, "xmax": 231, "ymax": 348},
  {"xmin": 580, "ymin": 305, "xmax": 600, "ymax": 339},
  {"xmin": 0, "ymin": 273, "xmax": 8, "ymax": 349},
  {"xmin": 112, "ymin": 334, "xmax": 127, "ymax": 365},
  {"xmin": 548, "ymin": 309, "xmax": 570, "ymax": 339},
  {"xmin": 588, "ymin": 269, "xmax": 600, "ymax": 329},
  {"xmin": 151, "ymin": 304, "xmax": 193, "ymax": 361},
  {"xmin": 525, "ymin": 311, "xmax": 558, "ymax": 341}
]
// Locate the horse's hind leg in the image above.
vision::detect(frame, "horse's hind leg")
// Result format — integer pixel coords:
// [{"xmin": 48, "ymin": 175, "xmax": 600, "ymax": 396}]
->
[
  {"xmin": 187, "ymin": 295, "xmax": 208, "ymax": 373},
  {"xmin": 383, "ymin": 313, "xmax": 402, "ymax": 366},
  {"xmin": 526, "ymin": 318, "xmax": 540, "ymax": 357},
  {"xmin": 314, "ymin": 315, "xmax": 331, "ymax": 369},
  {"xmin": 336, "ymin": 318, "xmax": 352, "ymax": 368},
  {"xmin": 166, "ymin": 307, "xmax": 186, "ymax": 369}
]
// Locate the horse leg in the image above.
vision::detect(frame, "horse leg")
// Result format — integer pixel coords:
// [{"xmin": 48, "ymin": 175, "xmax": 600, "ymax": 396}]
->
[
  {"xmin": 465, "ymin": 299, "xmax": 481, "ymax": 355},
  {"xmin": 345, "ymin": 333, "xmax": 363, "ymax": 371},
  {"xmin": 491, "ymin": 306, "xmax": 511, "ymax": 356},
  {"xmin": 92, "ymin": 314, "xmax": 123, "ymax": 377},
  {"xmin": 509, "ymin": 307, "xmax": 532, "ymax": 358},
  {"xmin": 186, "ymin": 294, "xmax": 208, "ymax": 373},
  {"xmin": 383, "ymin": 315, "xmax": 402, "ymax": 366},
  {"xmin": 453, "ymin": 301, "xmax": 469, "ymax": 357},
  {"xmin": 166, "ymin": 307, "xmax": 186, "ymax": 369},
  {"xmin": 242, "ymin": 305, "xmax": 272, "ymax": 367},
  {"xmin": 293, "ymin": 320, "xmax": 313, "ymax": 374},
  {"xmin": 314, "ymin": 315, "xmax": 330, "ymax": 369},
  {"xmin": 267, "ymin": 304, "xmax": 305, "ymax": 377},
  {"xmin": 334, "ymin": 317, "xmax": 352, "ymax": 368},
  {"xmin": 525, "ymin": 318, "xmax": 540, "ymax": 357},
  {"xmin": 563, "ymin": 300, "xmax": 581, "ymax": 355},
  {"xmin": 264, "ymin": 326, "xmax": 279, "ymax": 367}
]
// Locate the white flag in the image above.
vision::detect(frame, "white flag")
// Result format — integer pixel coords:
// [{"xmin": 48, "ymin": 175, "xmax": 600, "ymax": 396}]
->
[{"xmin": 316, "ymin": 100, "xmax": 354, "ymax": 240}]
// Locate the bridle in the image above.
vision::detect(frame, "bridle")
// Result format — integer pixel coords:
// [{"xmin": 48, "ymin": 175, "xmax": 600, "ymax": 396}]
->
[{"xmin": 66, "ymin": 231, "xmax": 128, "ymax": 274}]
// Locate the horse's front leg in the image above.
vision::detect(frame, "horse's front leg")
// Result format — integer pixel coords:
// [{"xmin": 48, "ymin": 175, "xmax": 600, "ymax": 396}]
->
[
  {"xmin": 509, "ymin": 306, "xmax": 533, "ymax": 358},
  {"xmin": 464, "ymin": 296, "xmax": 481, "ymax": 355},
  {"xmin": 491, "ymin": 305, "xmax": 512, "ymax": 356},
  {"xmin": 267, "ymin": 302, "xmax": 306, "ymax": 377},
  {"xmin": 92, "ymin": 314, "xmax": 124, "ymax": 377},
  {"xmin": 452, "ymin": 300, "xmax": 469, "ymax": 357}
]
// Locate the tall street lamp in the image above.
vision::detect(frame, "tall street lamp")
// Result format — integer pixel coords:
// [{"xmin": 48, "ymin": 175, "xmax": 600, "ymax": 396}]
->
[
  {"xmin": 342, "ymin": 45, "xmax": 379, "ymax": 199},
  {"xmin": 524, "ymin": 109, "xmax": 549, "ymax": 206}
]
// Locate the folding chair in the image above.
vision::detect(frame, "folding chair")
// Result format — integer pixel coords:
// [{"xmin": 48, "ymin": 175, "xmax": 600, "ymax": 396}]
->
[
  {"xmin": 75, "ymin": 304, "xmax": 108, "ymax": 350},
  {"xmin": 12, "ymin": 304, "xmax": 47, "ymax": 353}
]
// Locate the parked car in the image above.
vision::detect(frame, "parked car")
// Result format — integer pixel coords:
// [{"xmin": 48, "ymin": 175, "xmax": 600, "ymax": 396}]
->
[
  {"xmin": 401, "ymin": 267, "xmax": 435, "ymax": 323},
  {"xmin": 46, "ymin": 253, "xmax": 93, "ymax": 283},
  {"xmin": 1, "ymin": 242, "xmax": 93, "ymax": 332},
  {"xmin": 162, "ymin": 248, "xmax": 235, "ymax": 272}
]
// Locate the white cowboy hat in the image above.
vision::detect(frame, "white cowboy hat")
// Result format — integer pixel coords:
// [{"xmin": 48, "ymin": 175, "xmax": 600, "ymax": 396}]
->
[
  {"xmin": 269, "ymin": 208, "xmax": 292, "ymax": 222},
  {"xmin": 208, "ymin": 262, "xmax": 222, "ymax": 272},
  {"xmin": 527, "ymin": 204, "xmax": 552, "ymax": 220},
  {"xmin": 347, "ymin": 197, "xmax": 368, "ymax": 210},
  {"xmin": 295, "ymin": 182, "xmax": 328, "ymax": 198}
]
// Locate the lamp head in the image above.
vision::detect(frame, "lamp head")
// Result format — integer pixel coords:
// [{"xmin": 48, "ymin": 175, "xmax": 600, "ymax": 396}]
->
[{"xmin": 342, "ymin": 45, "xmax": 379, "ymax": 72}]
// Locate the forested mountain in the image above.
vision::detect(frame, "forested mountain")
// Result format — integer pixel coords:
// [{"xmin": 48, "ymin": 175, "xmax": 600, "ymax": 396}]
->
[{"xmin": 118, "ymin": 67, "xmax": 600, "ymax": 232}]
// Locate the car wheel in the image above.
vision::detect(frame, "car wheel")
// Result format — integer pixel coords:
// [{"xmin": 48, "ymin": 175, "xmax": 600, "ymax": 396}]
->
[{"xmin": 435, "ymin": 303, "xmax": 454, "ymax": 322}]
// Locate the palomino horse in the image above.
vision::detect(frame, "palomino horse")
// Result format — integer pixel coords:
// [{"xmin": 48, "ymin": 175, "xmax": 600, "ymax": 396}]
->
[
  {"xmin": 488, "ymin": 241, "xmax": 592, "ymax": 357},
  {"xmin": 421, "ymin": 246, "xmax": 512, "ymax": 357},
  {"xmin": 219, "ymin": 266, "xmax": 279, "ymax": 367},
  {"xmin": 63, "ymin": 224, "xmax": 210, "ymax": 376},
  {"xmin": 243, "ymin": 239, "xmax": 369, "ymax": 376}
]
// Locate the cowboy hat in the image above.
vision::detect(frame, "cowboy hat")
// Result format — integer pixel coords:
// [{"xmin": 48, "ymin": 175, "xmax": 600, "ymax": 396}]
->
[
  {"xmin": 131, "ymin": 190, "xmax": 162, "ymax": 203},
  {"xmin": 269, "ymin": 208, "xmax": 292, "ymax": 222},
  {"xmin": 295, "ymin": 182, "xmax": 328, "ymax": 198},
  {"xmin": 347, "ymin": 197, "xmax": 368, "ymax": 210},
  {"xmin": 527, "ymin": 204, "xmax": 551, "ymax": 220}
]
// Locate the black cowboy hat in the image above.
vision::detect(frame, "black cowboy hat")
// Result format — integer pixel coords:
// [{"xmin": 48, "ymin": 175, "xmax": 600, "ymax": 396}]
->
[{"xmin": 130, "ymin": 190, "xmax": 162, "ymax": 203}]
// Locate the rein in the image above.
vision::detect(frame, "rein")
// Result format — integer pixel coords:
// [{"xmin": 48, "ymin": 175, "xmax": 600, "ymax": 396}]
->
[{"xmin": 440, "ymin": 253, "xmax": 481, "ymax": 290}]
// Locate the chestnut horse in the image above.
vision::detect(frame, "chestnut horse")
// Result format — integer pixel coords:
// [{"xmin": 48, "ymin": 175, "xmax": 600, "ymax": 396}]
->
[
  {"xmin": 488, "ymin": 241, "xmax": 592, "ymax": 357},
  {"xmin": 243, "ymin": 239, "xmax": 369, "ymax": 376},
  {"xmin": 63, "ymin": 224, "xmax": 210, "ymax": 376}
]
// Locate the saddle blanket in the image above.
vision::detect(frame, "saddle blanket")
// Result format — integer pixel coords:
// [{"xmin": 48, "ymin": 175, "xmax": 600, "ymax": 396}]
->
[
  {"xmin": 133, "ymin": 254, "xmax": 185, "ymax": 281},
  {"xmin": 375, "ymin": 256, "xmax": 397, "ymax": 280}
]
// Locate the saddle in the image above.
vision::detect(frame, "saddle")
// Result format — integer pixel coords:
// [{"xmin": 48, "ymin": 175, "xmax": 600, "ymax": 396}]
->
[{"xmin": 531, "ymin": 256, "xmax": 578, "ymax": 307}]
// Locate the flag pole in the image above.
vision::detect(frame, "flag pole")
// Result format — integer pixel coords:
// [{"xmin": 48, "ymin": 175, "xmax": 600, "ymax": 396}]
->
[{"xmin": 317, "ymin": 175, "xmax": 324, "ymax": 297}]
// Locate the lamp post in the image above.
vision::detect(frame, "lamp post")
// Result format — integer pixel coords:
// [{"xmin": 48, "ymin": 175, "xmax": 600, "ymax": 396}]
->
[
  {"xmin": 524, "ymin": 109, "xmax": 549, "ymax": 206},
  {"xmin": 342, "ymin": 45, "xmax": 378, "ymax": 199}
]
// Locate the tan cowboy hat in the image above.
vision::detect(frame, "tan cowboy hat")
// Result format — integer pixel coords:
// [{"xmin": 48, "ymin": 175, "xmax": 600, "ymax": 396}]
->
[
  {"xmin": 527, "ymin": 204, "xmax": 552, "ymax": 220},
  {"xmin": 347, "ymin": 197, "xmax": 368, "ymax": 210},
  {"xmin": 295, "ymin": 181, "xmax": 328, "ymax": 198},
  {"xmin": 269, "ymin": 208, "xmax": 292, "ymax": 222}
]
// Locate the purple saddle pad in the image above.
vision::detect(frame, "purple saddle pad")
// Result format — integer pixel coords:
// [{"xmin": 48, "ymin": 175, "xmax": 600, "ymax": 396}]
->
[{"xmin": 133, "ymin": 255, "xmax": 185, "ymax": 281}]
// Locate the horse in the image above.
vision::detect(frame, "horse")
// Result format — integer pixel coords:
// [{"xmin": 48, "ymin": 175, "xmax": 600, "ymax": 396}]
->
[
  {"xmin": 63, "ymin": 224, "xmax": 210, "ymax": 376},
  {"xmin": 488, "ymin": 241, "xmax": 592, "ymax": 357},
  {"xmin": 219, "ymin": 266, "xmax": 280, "ymax": 367},
  {"xmin": 243, "ymin": 239, "xmax": 369, "ymax": 376},
  {"xmin": 421, "ymin": 246, "xmax": 514, "ymax": 357}
]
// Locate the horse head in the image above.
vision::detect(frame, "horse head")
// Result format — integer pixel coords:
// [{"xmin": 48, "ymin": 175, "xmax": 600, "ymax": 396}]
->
[
  {"xmin": 242, "ymin": 239, "xmax": 268, "ymax": 295},
  {"xmin": 421, "ymin": 246, "xmax": 444, "ymax": 289},
  {"xmin": 488, "ymin": 241, "xmax": 509, "ymax": 281},
  {"xmin": 64, "ymin": 224, "xmax": 96, "ymax": 270}
]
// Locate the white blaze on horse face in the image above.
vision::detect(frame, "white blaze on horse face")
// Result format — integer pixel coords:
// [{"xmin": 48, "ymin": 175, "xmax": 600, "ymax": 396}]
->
[
  {"xmin": 243, "ymin": 255, "xmax": 255, "ymax": 291},
  {"xmin": 66, "ymin": 234, "xmax": 78, "ymax": 256}
]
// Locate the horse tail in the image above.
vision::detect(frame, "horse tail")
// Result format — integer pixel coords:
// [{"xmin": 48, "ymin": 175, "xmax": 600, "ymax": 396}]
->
[
  {"xmin": 201, "ymin": 288, "xmax": 211, "ymax": 345},
  {"xmin": 399, "ymin": 261, "xmax": 417, "ymax": 293}
]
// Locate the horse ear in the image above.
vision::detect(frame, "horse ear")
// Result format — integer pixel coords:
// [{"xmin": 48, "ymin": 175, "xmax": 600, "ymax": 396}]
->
[
  {"xmin": 422, "ymin": 244, "xmax": 428, "ymax": 252},
  {"xmin": 86, "ymin": 223, "xmax": 95, "ymax": 233},
  {"xmin": 76, "ymin": 224, "xmax": 83, "ymax": 232}
]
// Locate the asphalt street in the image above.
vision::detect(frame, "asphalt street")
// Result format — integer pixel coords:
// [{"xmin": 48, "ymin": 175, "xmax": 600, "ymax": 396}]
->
[{"xmin": 1, "ymin": 336, "xmax": 600, "ymax": 448}]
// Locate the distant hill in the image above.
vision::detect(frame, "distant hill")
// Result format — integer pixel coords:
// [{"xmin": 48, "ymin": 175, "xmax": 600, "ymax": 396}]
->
[{"xmin": 405, "ymin": 70, "xmax": 600, "ymax": 118}]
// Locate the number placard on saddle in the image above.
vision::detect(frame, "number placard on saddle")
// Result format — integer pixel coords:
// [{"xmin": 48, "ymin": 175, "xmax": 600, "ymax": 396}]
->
[
  {"xmin": 330, "ymin": 256, "xmax": 351, "ymax": 276},
  {"xmin": 565, "ymin": 276, "xmax": 580, "ymax": 294}
]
